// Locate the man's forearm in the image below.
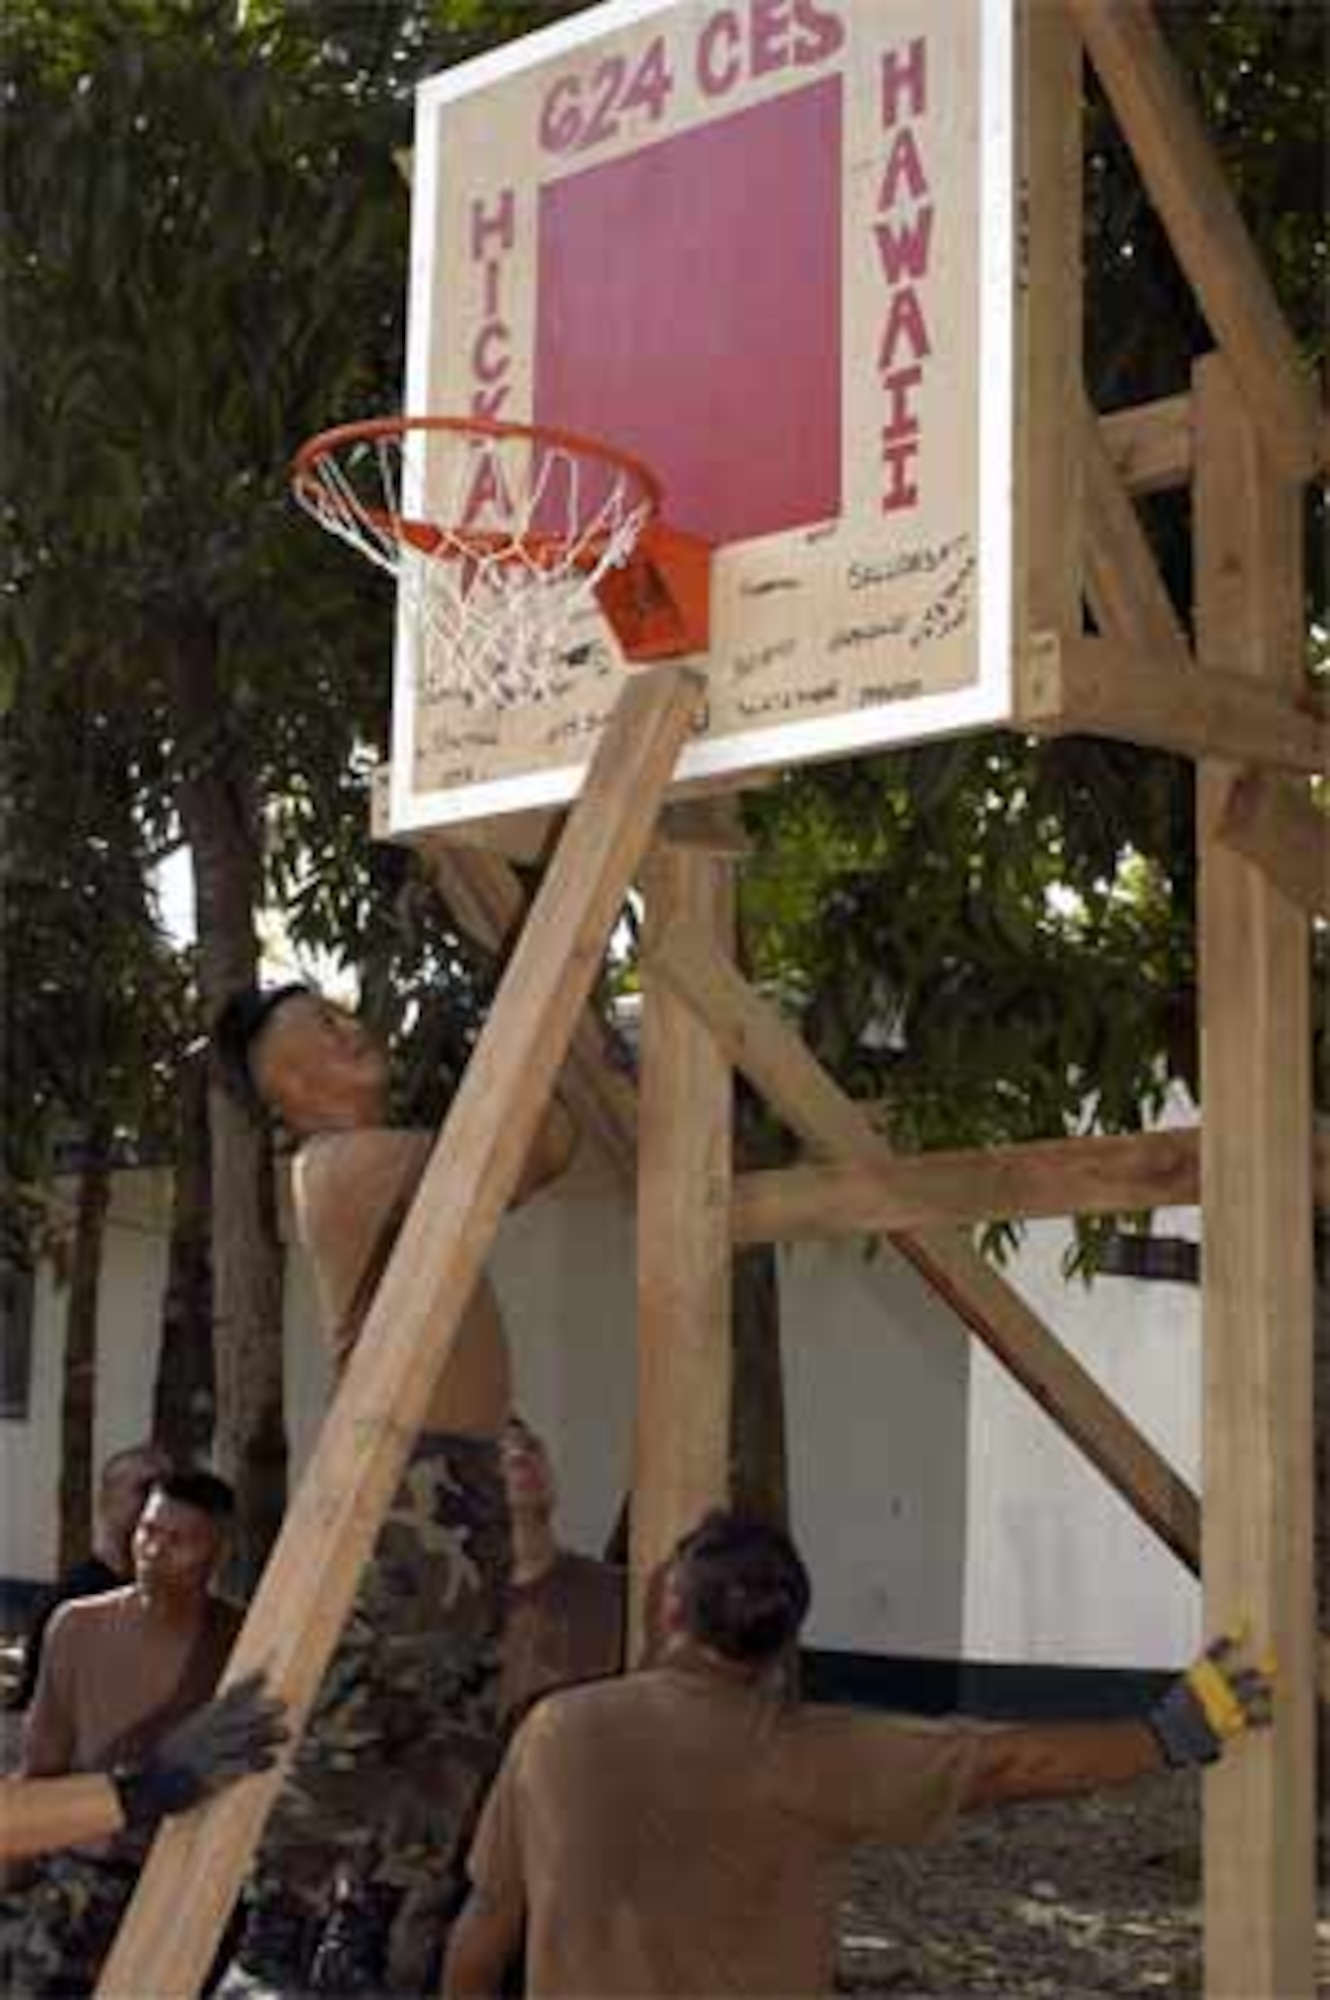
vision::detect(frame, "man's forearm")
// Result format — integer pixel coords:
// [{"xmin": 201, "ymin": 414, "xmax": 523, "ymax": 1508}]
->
[
  {"xmin": 0, "ymin": 1773, "xmax": 124, "ymax": 1865},
  {"xmin": 963, "ymin": 1719, "xmax": 1163, "ymax": 1811}
]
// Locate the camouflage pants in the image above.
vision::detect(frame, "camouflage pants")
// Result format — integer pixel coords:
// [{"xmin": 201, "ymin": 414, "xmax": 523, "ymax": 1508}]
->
[
  {"xmin": 241, "ymin": 1433, "xmax": 510, "ymax": 1993},
  {"xmin": 0, "ymin": 1854, "xmax": 137, "ymax": 1999}
]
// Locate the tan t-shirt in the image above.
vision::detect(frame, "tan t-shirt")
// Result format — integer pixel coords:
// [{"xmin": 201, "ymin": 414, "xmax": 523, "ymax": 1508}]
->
[
  {"xmin": 498, "ymin": 1552, "xmax": 625, "ymax": 1729},
  {"xmin": 469, "ymin": 1663, "xmax": 981, "ymax": 1997}
]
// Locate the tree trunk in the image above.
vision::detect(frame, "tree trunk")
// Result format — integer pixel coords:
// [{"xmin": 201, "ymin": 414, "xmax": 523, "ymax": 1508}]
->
[
  {"xmin": 153, "ymin": 1051, "xmax": 216, "ymax": 1465},
  {"xmin": 57, "ymin": 1139, "xmax": 111, "ymax": 1571},
  {"xmin": 168, "ymin": 613, "xmax": 286, "ymax": 1588}
]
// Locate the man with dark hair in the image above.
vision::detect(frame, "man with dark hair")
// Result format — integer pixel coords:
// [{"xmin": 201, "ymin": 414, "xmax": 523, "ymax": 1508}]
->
[
  {"xmin": 211, "ymin": 983, "xmax": 577, "ymax": 1996},
  {"xmin": 12, "ymin": 1440, "xmax": 172, "ymax": 1710},
  {"xmin": 496, "ymin": 1417, "xmax": 624, "ymax": 1735},
  {"xmin": 443, "ymin": 1509, "xmax": 1275, "ymax": 1999},
  {"xmin": 0, "ymin": 1472, "xmax": 242, "ymax": 1994}
]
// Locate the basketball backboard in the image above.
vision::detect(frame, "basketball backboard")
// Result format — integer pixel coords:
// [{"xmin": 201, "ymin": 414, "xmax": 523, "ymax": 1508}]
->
[{"xmin": 390, "ymin": 0, "xmax": 1015, "ymax": 835}]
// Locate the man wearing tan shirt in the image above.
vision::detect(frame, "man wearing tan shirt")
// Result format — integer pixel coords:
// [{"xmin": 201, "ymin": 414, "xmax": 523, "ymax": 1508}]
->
[{"xmin": 445, "ymin": 1511, "xmax": 1273, "ymax": 1998}]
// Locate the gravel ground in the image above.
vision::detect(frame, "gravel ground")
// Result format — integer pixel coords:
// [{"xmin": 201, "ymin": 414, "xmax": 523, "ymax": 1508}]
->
[{"xmin": 837, "ymin": 1772, "xmax": 1330, "ymax": 1997}]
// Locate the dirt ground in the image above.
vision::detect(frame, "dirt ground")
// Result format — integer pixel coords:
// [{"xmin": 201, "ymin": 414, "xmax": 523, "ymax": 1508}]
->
[{"xmin": 837, "ymin": 1773, "xmax": 1330, "ymax": 1997}]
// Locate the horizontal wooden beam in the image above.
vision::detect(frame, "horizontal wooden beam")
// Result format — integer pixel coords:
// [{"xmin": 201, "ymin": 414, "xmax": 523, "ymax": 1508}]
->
[
  {"xmin": 1100, "ymin": 393, "xmax": 1193, "ymax": 495},
  {"xmin": 733, "ymin": 1129, "xmax": 1201, "ymax": 1245},
  {"xmin": 1068, "ymin": 0, "xmax": 1321, "ymax": 483},
  {"xmin": 1215, "ymin": 772, "xmax": 1330, "ymax": 919},
  {"xmin": 649, "ymin": 920, "xmax": 1203, "ymax": 1572},
  {"xmin": 739, "ymin": 1125, "xmax": 1330, "ymax": 1243},
  {"xmin": 1020, "ymin": 633, "xmax": 1327, "ymax": 774}
]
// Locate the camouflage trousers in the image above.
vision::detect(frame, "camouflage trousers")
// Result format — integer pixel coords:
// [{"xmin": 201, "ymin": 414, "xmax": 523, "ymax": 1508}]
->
[
  {"xmin": 233, "ymin": 1433, "xmax": 510, "ymax": 1995},
  {"xmin": 0, "ymin": 1853, "xmax": 137, "ymax": 1999}
]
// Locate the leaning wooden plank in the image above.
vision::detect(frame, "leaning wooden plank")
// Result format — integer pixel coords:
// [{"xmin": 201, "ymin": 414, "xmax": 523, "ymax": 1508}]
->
[
  {"xmin": 1194, "ymin": 353, "xmax": 1316, "ymax": 1999},
  {"xmin": 631, "ymin": 843, "xmax": 736, "ymax": 1657},
  {"xmin": 732, "ymin": 1128, "xmax": 1201, "ymax": 1244},
  {"xmin": 1099, "ymin": 392, "xmax": 1193, "ymax": 495},
  {"xmin": 1216, "ymin": 771, "xmax": 1330, "ymax": 920},
  {"xmin": 648, "ymin": 922, "xmax": 1202, "ymax": 1572},
  {"xmin": 1083, "ymin": 395, "xmax": 1190, "ymax": 662},
  {"xmin": 98, "ymin": 667, "xmax": 701, "ymax": 2000},
  {"xmin": 1067, "ymin": 0, "xmax": 1320, "ymax": 481},
  {"xmin": 422, "ymin": 840, "xmax": 639, "ymax": 1185},
  {"xmin": 1020, "ymin": 631, "xmax": 1327, "ymax": 774}
]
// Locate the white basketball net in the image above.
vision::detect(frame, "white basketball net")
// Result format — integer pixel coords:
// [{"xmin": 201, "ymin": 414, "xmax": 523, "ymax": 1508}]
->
[{"xmin": 294, "ymin": 423, "xmax": 655, "ymax": 708}]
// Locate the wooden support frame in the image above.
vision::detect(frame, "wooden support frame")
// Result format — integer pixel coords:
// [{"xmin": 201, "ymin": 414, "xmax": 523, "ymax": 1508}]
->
[
  {"xmin": 732, "ymin": 1128, "xmax": 1201, "ymax": 1245},
  {"xmin": 647, "ymin": 920, "xmax": 1202, "ymax": 1574},
  {"xmin": 98, "ymin": 668, "xmax": 702, "ymax": 2000},
  {"xmin": 1215, "ymin": 772, "xmax": 1330, "ymax": 920},
  {"xmin": 737, "ymin": 1125, "xmax": 1330, "ymax": 1242},
  {"xmin": 1067, "ymin": 0, "xmax": 1321, "ymax": 481},
  {"xmin": 631, "ymin": 844, "xmax": 736, "ymax": 1656},
  {"xmin": 1100, "ymin": 392, "xmax": 1193, "ymax": 495},
  {"xmin": 1195, "ymin": 353, "xmax": 1316, "ymax": 1999},
  {"xmin": 1018, "ymin": 0, "xmax": 1083, "ymax": 635},
  {"xmin": 1082, "ymin": 395, "xmax": 1190, "ymax": 661},
  {"xmin": 1020, "ymin": 631, "xmax": 1327, "ymax": 774}
]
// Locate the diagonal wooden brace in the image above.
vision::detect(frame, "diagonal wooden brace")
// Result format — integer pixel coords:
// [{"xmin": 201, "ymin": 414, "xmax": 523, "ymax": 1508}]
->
[
  {"xmin": 647, "ymin": 919, "xmax": 1202, "ymax": 1573},
  {"xmin": 98, "ymin": 666, "xmax": 703, "ymax": 2000}
]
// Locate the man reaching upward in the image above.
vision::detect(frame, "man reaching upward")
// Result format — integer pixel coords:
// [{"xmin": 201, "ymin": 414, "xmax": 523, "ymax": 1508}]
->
[{"xmin": 213, "ymin": 984, "xmax": 576, "ymax": 1996}]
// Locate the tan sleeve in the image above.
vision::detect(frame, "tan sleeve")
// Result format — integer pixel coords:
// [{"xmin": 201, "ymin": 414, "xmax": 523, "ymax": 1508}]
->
[
  {"xmin": 20, "ymin": 1606, "xmax": 79, "ymax": 1778},
  {"xmin": 778, "ymin": 1709, "xmax": 981, "ymax": 1848},
  {"xmin": 466, "ymin": 1735, "xmax": 527, "ymax": 1913}
]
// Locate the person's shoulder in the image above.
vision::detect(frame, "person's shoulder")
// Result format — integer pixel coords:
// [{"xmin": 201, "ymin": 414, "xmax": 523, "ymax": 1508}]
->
[
  {"xmin": 519, "ymin": 1660, "xmax": 648, "ymax": 1739},
  {"xmin": 44, "ymin": 1584, "xmax": 137, "ymax": 1650}
]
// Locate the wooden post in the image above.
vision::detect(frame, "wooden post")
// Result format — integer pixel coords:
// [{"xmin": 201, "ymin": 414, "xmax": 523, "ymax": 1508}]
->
[
  {"xmin": 97, "ymin": 668, "xmax": 701, "ymax": 2000},
  {"xmin": 630, "ymin": 842, "xmax": 736, "ymax": 1656},
  {"xmin": 651, "ymin": 923, "xmax": 1202, "ymax": 1572},
  {"xmin": 1018, "ymin": 0, "xmax": 1083, "ymax": 639},
  {"xmin": 1194, "ymin": 352, "xmax": 1316, "ymax": 1999}
]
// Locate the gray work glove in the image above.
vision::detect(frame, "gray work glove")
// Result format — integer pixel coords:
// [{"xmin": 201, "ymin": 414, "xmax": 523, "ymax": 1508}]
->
[
  {"xmin": 1147, "ymin": 1631, "xmax": 1275, "ymax": 1769},
  {"xmin": 113, "ymin": 1672, "xmax": 288, "ymax": 1828}
]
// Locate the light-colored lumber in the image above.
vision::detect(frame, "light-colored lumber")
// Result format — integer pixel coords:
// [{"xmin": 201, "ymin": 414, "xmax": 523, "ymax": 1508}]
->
[
  {"xmin": 421, "ymin": 840, "xmax": 639, "ymax": 1186},
  {"xmin": 1195, "ymin": 352, "xmax": 1316, "ymax": 1999},
  {"xmin": 1019, "ymin": 2, "xmax": 1083, "ymax": 634},
  {"xmin": 1020, "ymin": 631, "xmax": 1327, "ymax": 774},
  {"xmin": 732, "ymin": 1128, "xmax": 1200, "ymax": 1244},
  {"xmin": 631, "ymin": 844, "xmax": 736, "ymax": 1657},
  {"xmin": 1083, "ymin": 395, "xmax": 1190, "ymax": 661},
  {"xmin": 1215, "ymin": 771, "xmax": 1329, "ymax": 919},
  {"xmin": 647, "ymin": 921, "xmax": 1202, "ymax": 1572},
  {"xmin": 97, "ymin": 666, "xmax": 702, "ymax": 2000},
  {"xmin": 1100, "ymin": 392, "xmax": 1193, "ymax": 495},
  {"xmin": 1068, "ymin": 0, "xmax": 1320, "ymax": 481}
]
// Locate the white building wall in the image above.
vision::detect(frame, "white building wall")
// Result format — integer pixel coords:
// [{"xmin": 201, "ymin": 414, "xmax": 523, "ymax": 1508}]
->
[
  {"xmin": 962, "ymin": 1213, "xmax": 1202, "ymax": 1671},
  {"xmin": 780, "ymin": 1240, "xmax": 970, "ymax": 1656},
  {"xmin": 1, "ymin": 1159, "xmax": 1203, "ymax": 1676}
]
